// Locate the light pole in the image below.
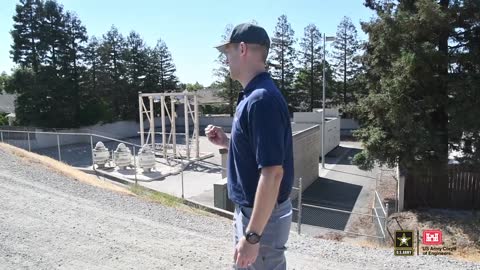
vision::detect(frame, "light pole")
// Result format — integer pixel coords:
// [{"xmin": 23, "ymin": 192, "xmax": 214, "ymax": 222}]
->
[{"xmin": 322, "ymin": 34, "xmax": 335, "ymax": 169}]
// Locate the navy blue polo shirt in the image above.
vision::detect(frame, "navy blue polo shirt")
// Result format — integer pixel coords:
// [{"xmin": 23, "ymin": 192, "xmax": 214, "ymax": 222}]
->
[{"xmin": 227, "ymin": 72, "xmax": 294, "ymax": 207}]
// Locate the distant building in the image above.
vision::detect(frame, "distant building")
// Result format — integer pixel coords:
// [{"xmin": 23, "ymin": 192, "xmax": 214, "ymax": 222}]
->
[
  {"xmin": 0, "ymin": 93, "xmax": 15, "ymax": 114},
  {"xmin": 0, "ymin": 93, "xmax": 16, "ymax": 126}
]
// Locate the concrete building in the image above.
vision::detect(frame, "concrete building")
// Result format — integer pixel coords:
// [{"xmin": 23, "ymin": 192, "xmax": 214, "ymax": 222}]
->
[
  {"xmin": 293, "ymin": 108, "xmax": 341, "ymax": 157},
  {"xmin": 0, "ymin": 93, "xmax": 16, "ymax": 126}
]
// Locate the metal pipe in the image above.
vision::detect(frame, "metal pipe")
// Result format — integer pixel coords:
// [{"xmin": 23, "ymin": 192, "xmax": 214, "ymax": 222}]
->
[
  {"xmin": 0, "ymin": 131, "xmax": 3, "ymax": 142},
  {"xmin": 384, "ymin": 202, "xmax": 389, "ymax": 240},
  {"xmin": 171, "ymin": 98, "xmax": 176, "ymax": 158},
  {"xmin": 181, "ymin": 170, "xmax": 185, "ymax": 199},
  {"xmin": 139, "ymin": 93, "xmax": 144, "ymax": 146},
  {"xmin": 139, "ymin": 92, "xmax": 198, "ymax": 98},
  {"xmin": 297, "ymin": 177, "xmax": 303, "ymax": 235},
  {"xmin": 149, "ymin": 96, "xmax": 155, "ymax": 150},
  {"xmin": 0, "ymin": 130, "xmax": 142, "ymax": 148},
  {"xmin": 303, "ymin": 203, "xmax": 380, "ymax": 218},
  {"xmin": 27, "ymin": 132, "xmax": 31, "ymax": 151},
  {"xmin": 194, "ymin": 94, "xmax": 199, "ymax": 158},
  {"xmin": 184, "ymin": 95, "xmax": 190, "ymax": 160},
  {"xmin": 57, "ymin": 134, "xmax": 61, "ymax": 162},
  {"xmin": 322, "ymin": 34, "xmax": 326, "ymax": 169},
  {"xmin": 90, "ymin": 135, "xmax": 94, "ymax": 168},
  {"xmin": 133, "ymin": 146, "xmax": 137, "ymax": 185},
  {"xmin": 161, "ymin": 96, "xmax": 166, "ymax": 159}
]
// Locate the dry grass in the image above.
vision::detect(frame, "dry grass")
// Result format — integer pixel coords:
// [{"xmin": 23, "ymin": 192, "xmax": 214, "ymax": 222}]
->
[
  {"xmin": 315, "ymin": 231, "xmax": 345, "ymax": 241},
  {"xmin": 0, "ymin": 142, "xmax": 133, "ymax": 196}
]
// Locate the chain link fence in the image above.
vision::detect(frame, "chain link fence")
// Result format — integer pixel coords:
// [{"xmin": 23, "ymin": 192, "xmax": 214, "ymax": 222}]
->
[
  {"xmin": 0, "ymin": 128, "xmax": 142, "ymax": 169},
  {"xmin": 292, "ymin": 178, "xmax": 390, "ymax": 242},
  {"xmin": 1, "ymin": 128, "xmax": 392, "ymax": 242}
]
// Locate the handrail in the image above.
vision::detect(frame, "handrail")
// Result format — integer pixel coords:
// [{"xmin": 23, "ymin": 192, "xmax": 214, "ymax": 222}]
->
[{"xmin": 0, "ymin": 129, "xmax": 142, "ymax": 148}]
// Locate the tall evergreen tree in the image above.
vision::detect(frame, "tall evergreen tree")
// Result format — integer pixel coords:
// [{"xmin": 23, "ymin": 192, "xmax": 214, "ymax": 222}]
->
[
  {"xmin": 268, "ymin": 15, "xmax": 297, "ymax": 111},
  {"xmin": 9, "ymin": 0, "xmax": 46, "ymax": 126},
  {"xmin": 9, "ymin": 0, "xmax": 89, "ymax": 127},
  {"xmin": 447, "ymin": 0, "xmax": 480, "ymax": 165},
  {"xmin": 354, "ymin": 0, "xmax": 480, "ymax": 207},
  {"xmin": 295, "ymin": 24, "xmax": 323, "ymax": 111},
  {"xmin": 125, "ymin": 31, "xmax": 148, "ymax": 86},
  {"xmin": 41, "ymin": 0, "xmax": 65, "ymax": 69},
  {"xmin": 332, "ymin": 16, "xmax": 361, "ymax": 108},
  {"xmin": 152, "ymin": 39, "xmax": 178, "ymax": 92},
  {"xmin": 123, "ymin": 31, "xmax": 148, "ymax": 118},
  {"xmin": 63, "ymin": 11, "xmax": 88, "ymax": 124},
  {"xmin": 84, "ymin": 36, "xmax": 100, "ymax": 92},
  {"xmin": 10, "ymin": 0, "xmax": 44, "ymax": 73},
  {"xmin": 80, "ymin": 36, "xmax": 107, "ymax": 125},
  {"xmin": 98, "ymin": 25, "xmax": 128, "ymax": 120},
  {"xmin": 7, "ymin": 1, "xmax": 183, "ymax": 126}
]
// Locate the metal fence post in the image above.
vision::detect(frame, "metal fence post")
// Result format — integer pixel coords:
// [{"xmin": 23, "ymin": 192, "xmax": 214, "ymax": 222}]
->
[
  {"xmin": 384, "ymin": 202, "xmax": 389, "ymax": 240},
  {"xmin": 1, "ymin": 131, "xmax": 3, "ymax": 143},
  {"xmin": 90, "ymin": 135, "xmax": 94, "ymax": 168},
  {"xmin": 297, "ymin": 177, "xmax": 303, "ymax": 235},
  {"xmin": 57, "ymin": 134, "xmax": 61, "ymax": 162},
  {"xmin": 27, "ymin": 132, "xmax": 31, "ymax": 151},
  {"xmin": 133, "ymin": 146, "xmax": 137, "ymax": 185},
  {"xmin": 182, "ymin": 163, "xmax": 188, "ymax": 199}
]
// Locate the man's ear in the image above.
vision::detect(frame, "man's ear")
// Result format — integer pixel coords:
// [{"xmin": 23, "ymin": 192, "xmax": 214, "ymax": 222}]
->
[{"xmin": 239, "ymin": 42, "xmax": 247, "ymax": 56}]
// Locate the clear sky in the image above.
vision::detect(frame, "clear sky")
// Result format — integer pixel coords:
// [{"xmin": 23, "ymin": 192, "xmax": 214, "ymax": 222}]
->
[{"xmin": 0, "ymin": 0, "xmax": 375, "ymax": 86}]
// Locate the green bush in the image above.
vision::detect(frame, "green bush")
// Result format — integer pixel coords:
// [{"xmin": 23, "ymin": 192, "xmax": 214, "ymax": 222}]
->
[{"xmin": 0, "ymin": 113, "xmax": 8, "ymax": 126}]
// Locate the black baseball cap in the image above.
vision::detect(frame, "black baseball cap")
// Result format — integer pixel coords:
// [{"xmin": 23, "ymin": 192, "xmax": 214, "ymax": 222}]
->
[{"xmin": 215, "ymin": 23, "xmax": 270, "ymax": 53}]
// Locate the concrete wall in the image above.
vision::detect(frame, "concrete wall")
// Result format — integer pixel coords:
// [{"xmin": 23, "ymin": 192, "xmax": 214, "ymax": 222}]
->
[
  {"xmin": 312, "ymin": 108, "xmax": 340, "ymax": 118},
  {"xmin": 291, "ymin": 124, "xmax": 321, "ymax": 197},
  {"xmin": 216, "ymin": 124, "xmax": 322, "ymax": 206},
  {"xmin": 199, "ymin": 116, "xmax": 233, "ymax": 132},
  {"xmin": 292, "ymin": 111, "xmax": 341, "ymax": 156},
  {"xmin": 324, "ymin": 118, "xmax": 341, "ymax": 154},
  {"xmin": 30, "ymin": 132, "xmax": 86, "ymax": 149},
  {"xmin": 3, "ymin": 116, "xmax": 235, "ymax": 150},
  {"xmin": 83, "ymin": 121, "xmax": 141, "ymax": 138},
  {"xmin": 22, "ymin": 121, "xmax": 142, "ymax": 150},
  {"xmin": 293, "ymin": 111, "xmax": 325, "ymax": 124},
  {"xmin": 294, "ymin": 111, "xmax": 360, "ymax": 137}
]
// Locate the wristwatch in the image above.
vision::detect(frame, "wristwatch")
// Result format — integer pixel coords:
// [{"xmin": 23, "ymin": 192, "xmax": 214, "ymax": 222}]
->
[{"xmin": 245, "ymin": 231, "xmax": 262, "ymax": 244}]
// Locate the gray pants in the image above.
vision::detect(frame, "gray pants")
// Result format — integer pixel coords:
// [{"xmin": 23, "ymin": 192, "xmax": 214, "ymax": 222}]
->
[{"xmin": 233, "ymin": 199, "xmax": 293, "ymax": 270}]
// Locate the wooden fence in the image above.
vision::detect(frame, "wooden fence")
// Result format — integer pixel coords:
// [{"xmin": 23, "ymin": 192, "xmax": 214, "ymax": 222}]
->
[{"xmin": 405, "ymin": 164, "xmax": 480, "ymax": 210}]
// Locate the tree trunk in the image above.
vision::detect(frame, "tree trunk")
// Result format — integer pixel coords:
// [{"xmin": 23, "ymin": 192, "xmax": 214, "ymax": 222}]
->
[{"xmin": 431, "ymin": 0, "xmax": 450, "ymax": 208}]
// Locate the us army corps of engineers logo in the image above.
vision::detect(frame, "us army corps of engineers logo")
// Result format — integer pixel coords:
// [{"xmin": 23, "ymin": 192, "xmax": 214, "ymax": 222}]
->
[{"xmin": 394, "ymin": 230, "xmax": 414, "ymax": 256}]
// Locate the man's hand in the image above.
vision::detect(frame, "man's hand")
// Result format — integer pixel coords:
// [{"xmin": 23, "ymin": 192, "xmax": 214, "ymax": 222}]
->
[
  {"xmin": 234, "ymin": 237, "xmax": 260, "ymax": 268},
  {"xmin": 204, "ymin": 125, "xmax": 229, "ymax": 149}
]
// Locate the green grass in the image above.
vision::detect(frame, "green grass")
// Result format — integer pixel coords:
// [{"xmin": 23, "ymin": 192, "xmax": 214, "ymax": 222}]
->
[
  {"xmin": 129, "ymin": 184, "xmax": 184, "ymax": 207},
  {"xmin": 128, "ymin": 184, "xmax": 220, "ymax": 218}
]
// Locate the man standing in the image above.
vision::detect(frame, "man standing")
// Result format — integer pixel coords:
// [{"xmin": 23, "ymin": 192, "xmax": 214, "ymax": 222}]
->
[{"xmin": 205, "ymin": 23, "xmax": 294, "ymax": 270}]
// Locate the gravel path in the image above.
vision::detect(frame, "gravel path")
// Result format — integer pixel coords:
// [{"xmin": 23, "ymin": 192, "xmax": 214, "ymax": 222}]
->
[{"xmin": 0, "ymin": 147, "xmax": 479, "ymax": 270}]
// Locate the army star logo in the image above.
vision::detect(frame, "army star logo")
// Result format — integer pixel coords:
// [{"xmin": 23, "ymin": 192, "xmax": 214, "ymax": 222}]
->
[
  {"xmin": 397, "ymin": 233, "xmax": 411, "ymax": 247},
  {"xmin": 394, "ymin": 230, "xmax": 414, "ymax": 256}
]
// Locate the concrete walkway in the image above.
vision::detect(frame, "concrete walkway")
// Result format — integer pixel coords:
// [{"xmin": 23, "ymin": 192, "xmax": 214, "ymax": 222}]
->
[{"xmin": 295, "ymin": 141, "xmax": 380, "ymax": 238}]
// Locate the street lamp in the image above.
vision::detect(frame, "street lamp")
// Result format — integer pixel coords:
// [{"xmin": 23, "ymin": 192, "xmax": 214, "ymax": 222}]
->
[{"xmin": 322, "ymin": 35, "xmax": 335, "ymax": 169}]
